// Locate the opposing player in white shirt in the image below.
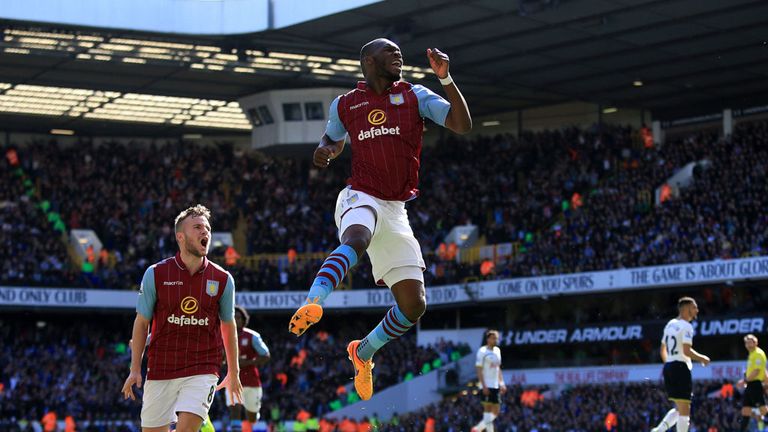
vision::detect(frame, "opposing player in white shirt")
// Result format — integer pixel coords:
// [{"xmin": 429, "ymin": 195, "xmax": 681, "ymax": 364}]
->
[
  {"xmin": 651, "ymin": 297, "xmax": 711, "ymax": 432},
  {"xmin": 471, "ymin": 329, "xmax": 506, "ymax": 432}
]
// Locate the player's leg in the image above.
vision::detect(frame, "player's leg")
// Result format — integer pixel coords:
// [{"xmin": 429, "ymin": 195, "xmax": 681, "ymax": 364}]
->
[
  {"xmin": 487, "ymin": 400, "xmax": 501, "ymax": 432},
  {"xmin": 174, "ymin": 375, "xmax": 218, "ymax": 432},
  {"xmin": 357, "ymin": 275, "xmax": 424, "ymax": 360},
  {"xmin": 657, "ymin": 363, "xmax": 691, "ymax": 432},
  {"xmin": 651, "ymin": 407, "xmax": 679, "ymax": 432},
  {"xmin": 673, "ymin": 400, "xmax": 690, "ymax": 432},
  {"xmin": 289, "ymin": 217, "xmax": 371, "ymax": 336},
  {"xmin": 243, "ymin": 387, "xmax": 262, "ymax": 432},
  {"xmin": 355, "ymin": 201, "xmax": 425, "ymax": 361},
  {"xmin": 347, "ymin": 274, "xmax": 423, "ymax": 401},
  {"xmin": 141, "ymin": 379, "xmax": 179, "ymax": 432},
  {"xmin": 741, "ymin": 404, "xmax": 754, "ymax": 431},
  {"xmin": 472, "ymin": 402, "xmax": 491, "ymax": 432},
  {"xmin": 744, "ymin": 383, "xmax": 768, "ymax": 431},
  {"xmin": 142, "ymin": 426, "xmax": 172, "ymax": 432},
  {"xmin": 224, "ymin": 382, "xmax": 242, "ymax": 432},
  {"xmin": 175, "ymin": 413, "xmax": 205, "ymax": 432},
  {"xmin": 758, "ymin": 404, "xmax": 768, "ymax": 431},
  {"xmin": 347, "ymin": 201, "xmax": 425, "ymax": 400},
  {"xmin": 289, "ymin": 189, "xmax": 378, "ymax": 336},
  {"xmin": 228, "ymin": 404, "xmax": 243, "ymax": 432},
  {"xmin": 200, "ymin": 415, "xmax": 215, "ymax": 432}
]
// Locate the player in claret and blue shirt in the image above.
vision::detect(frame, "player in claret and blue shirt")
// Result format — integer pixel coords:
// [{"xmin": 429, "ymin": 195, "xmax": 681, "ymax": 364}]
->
[
  {"xmin": 288, "ymin": 37, "xmax": 472, "ymax": 401},
  {"xmin": 122, "ymin": 204, "xmax": 243, "ymax": 432}
]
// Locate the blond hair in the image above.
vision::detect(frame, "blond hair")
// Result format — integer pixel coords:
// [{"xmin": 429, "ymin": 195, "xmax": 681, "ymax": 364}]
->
[{"xmin": 174, "ymin": 204, "xmax": 211, "ymax": 232}]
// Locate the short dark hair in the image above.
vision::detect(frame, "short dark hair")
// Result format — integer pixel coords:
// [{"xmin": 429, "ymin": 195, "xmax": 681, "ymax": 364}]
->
[
  {"xmin": 174, "ymin": 204, "xmax": 211, "ymax": 232},
  {"xmin": 234, "ymin": 305, "xmax": 250, "ymax": 325},
  {"xmin": 359, "ymin": 38, "xmax": 394, "ymax": 74},
  {"xmin": 677, "ymin": 296, "xmax": 696, "ymax": 310},
  {"xmin": 359, "ymin": 40, "xmax": 376, "ymax": 74}
]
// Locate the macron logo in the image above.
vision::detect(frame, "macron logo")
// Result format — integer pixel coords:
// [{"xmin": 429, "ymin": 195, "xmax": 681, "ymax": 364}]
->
[
  {"xmin": 358, "ymin": 126, "xmax": 401, "ymax": 141},
  {"xmin": 349, "ymin": 101, "xmax": 369, "ymax": 110},
  {"xmin": 163, "ymin": 281, "xmax": 184, "ymax": 286}
]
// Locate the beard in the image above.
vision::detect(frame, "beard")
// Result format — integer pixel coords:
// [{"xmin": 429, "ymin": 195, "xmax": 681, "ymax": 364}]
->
[
  {"xmin": 376, "ymin": 58, "xmax": 401, "ymax": 81},
  {"xmin": 184, "ymin": 236, "xmax": 208, "ymax": 258}
]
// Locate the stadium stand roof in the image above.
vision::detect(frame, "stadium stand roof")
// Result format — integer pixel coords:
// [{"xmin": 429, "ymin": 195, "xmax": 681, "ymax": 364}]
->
[{"xmin": 1, "ymin": 0, "xmax": 767, "ymax": 135}]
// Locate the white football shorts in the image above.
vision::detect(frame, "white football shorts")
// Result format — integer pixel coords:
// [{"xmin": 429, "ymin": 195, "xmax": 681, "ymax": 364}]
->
[
  {"xmin": 334, "ymin": 187, "xmax": 425, "ymax": 286},
  {"xmin": 141, "ymin": 374, "xmax": 218, "ymax": 428}
]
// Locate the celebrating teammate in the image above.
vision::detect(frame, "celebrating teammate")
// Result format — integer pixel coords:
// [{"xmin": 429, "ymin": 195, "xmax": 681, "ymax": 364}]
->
[
  {"xmin": 121, "ymin": 205, "xmax": 243, "ymax": 432},
  {"xmin": 471, "ymin": 330, "xmax": 506, "ymax": 432},
  {"xmin": 651, "ymin": 297, "xmax": 710, "ymax": 432},
  {"xmin": 288, "ymin": 37, "xmax": 472, "ymax": 400},
  {"xmin": 226, "ymin": 306, "xmax": 270, "ymax": 432}
]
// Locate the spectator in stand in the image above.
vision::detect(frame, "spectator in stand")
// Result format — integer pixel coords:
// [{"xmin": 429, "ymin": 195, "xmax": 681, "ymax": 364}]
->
[
  {"xmin": 0, "ymin": 314, "xmax": 469, "ymax": 430},
  {"xmin": 375, "ymin": 381, "xmax": 742, "ymax": 432},
  {"xmin": 4, "ymin": 120, "xmax": 768, "ymax": 290}
]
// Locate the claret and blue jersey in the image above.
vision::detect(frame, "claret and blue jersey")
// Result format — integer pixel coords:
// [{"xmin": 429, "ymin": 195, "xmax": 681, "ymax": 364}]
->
[
  {"xmin": 136, "ymin": 252, "xmax": 235, "ymax": 380},
  {"xmin": 325, "ymin": 80, "xmax": 451, "ymax": 202}
]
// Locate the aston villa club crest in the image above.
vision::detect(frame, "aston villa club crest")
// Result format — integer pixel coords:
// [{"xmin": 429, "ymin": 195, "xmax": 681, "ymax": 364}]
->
[
  {"xmin": 206, "ymin": 279, "xmax": 219, "ymax": 296},
  {"xmin": 389, "ymin": 93, "xmax": 404, "ymax": 105}
]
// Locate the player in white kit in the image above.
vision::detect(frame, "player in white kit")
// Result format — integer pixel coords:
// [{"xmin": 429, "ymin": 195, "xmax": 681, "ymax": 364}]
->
[
  {"xmin": 471, "ymin": 329, "xmax": 506, "ymax": 432},
  {"xmin": 651, "ymin": 297, "xmax": 711, "ymax": 432}
]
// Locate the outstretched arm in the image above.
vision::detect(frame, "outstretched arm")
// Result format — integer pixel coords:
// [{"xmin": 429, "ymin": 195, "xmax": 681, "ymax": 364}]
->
[
  {"xmin": 683, "ymin": 344, "xmax": 710, "ymax": 366},
  {"xmin": 122, "ymin": 313, "xmax": 150, "ymax": 400},
  {"xmin": 218, "ymin": 320, "xmax": 243, "ymax": 403},
  {"xmin": 427, "ymin": 48, "xmax": 472, "ymax": 134}
]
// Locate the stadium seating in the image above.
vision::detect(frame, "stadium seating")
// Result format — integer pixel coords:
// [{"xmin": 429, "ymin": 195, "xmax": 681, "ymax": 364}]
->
[
  {"xmin": 0, "ymin": 149, "xmax": 78, "ymax": 287},
  {"xmin": 372, "ymin": 381, "xmax": 744, "ymax": 431},
  {"xmin": 0, "ymin": 314, "xmax": 469, "ymax": 430},
  {"xmin": 2, "ymin": 120, "xmax": 767, "ymax": 292}
]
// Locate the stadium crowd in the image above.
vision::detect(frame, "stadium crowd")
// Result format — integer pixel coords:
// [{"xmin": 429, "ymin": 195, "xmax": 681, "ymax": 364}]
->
[
  {"xmin": 486, "ymin": 121, "xmax": 768, "ymax": 279},
  {"xmin": 375, "ymin": 381, "xmax": 745, "ymax": 432},
  {"xmin": 4, "ymin": 311, "xmax": 754, "ymax": 431},
  {"xmin": 0, "ymin": 153, "xmax": 79, "ymax": 288},
  {"xmin": 1, "ymin": 120, "xmax": 767, "ymax": 291},
  {"xmin": 0, "ymin": 314, "xmax": 469, "ymax": 431}
]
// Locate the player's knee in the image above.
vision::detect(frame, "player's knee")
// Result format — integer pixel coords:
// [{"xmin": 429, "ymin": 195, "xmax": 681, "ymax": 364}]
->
[
  {"xmin": 343, "ymin": 235, "xmax": 370, "ymax": 257},
  {"xmin": 402, "ymin": 294, "xmax": 426, "ymax": 321},
  {"xmin": 341, "ymin": 224, "xmax": 372, "ymax": 256}
]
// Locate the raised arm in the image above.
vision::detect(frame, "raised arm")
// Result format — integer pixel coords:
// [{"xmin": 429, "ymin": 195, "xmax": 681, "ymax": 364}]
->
[{"xmin": 427, "ymin": 48, "xmax": 472, "ymax": 134}]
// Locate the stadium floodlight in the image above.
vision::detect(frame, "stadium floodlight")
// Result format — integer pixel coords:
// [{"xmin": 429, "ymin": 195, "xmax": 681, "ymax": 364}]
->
[
  {"xmin": 49, "ymin": 129, "xmax": 74, "ymax": 135},
  {"xmin": 270, "ymin": 52, "xmax": 307, "ymax": 60},
  {"xmin": 2, "ymin": 27, "xmax": 430, "ymax": 83},
  {"xmin": 234, "ymin": 67, "xmax": 256, "ymax": 74},
  {"xmin": 0, "ymin": 81, "xmax": 250, "ymax": 130},
  {"xmin": 311, "ymin": 69, "xmax": 335, "ymax": 76}
]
